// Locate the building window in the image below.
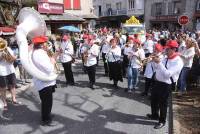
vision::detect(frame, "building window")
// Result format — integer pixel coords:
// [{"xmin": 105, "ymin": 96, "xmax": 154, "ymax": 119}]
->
[
  {"xmin": 173, "ymin": 1, "xmax": 181, "ymax": 14},
  {"xmin": 128, "ymin": 0, "xmax": 134, "ymax": 9},
  {"xmin": 116, "ymin": 2, "xmax": 122, "ymax": 10},
  {"xmin": 73, "ymin": 0, "xmax": 81, "ymax": 10},
  {"xmin": 106, "ymin": 4, "xmax": 111, "ymax": 9},
  {"xmin": 155, "ymin": 3, "xmax": 162, "ymax": 16},
  {"xmin": 197, "ymin": 0, "xmax": 200, "ymax": 10},
  {"xmin": 64, "ymin": 0, "xmax": 71, "ymax": 10}
]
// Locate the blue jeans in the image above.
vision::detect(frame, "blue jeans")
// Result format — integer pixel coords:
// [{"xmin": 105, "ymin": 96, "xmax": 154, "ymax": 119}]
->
[
  {"xmin": 127, "ymin": 67, "xmax": 139, "ymax": 90},
  {"xmin": 178, "ymin": 67, "xmax": 190, "ymax": 92}
]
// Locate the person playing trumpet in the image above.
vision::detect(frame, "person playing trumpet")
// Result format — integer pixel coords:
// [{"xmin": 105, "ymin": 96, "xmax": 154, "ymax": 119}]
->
[
  {"xmin": 126, "ymin": 39, "xmax": 145, "ymax": 93},
  {"xmin": 0, "ymin": 37, "xmax": 18, "ymax": 111},
  {"xmin": 146, "ymin": 40, "xmax": 183, "ymax": 129},
  {"xmin": 141, "ymin": 43, "xmax": 164, "ymax": 96}
]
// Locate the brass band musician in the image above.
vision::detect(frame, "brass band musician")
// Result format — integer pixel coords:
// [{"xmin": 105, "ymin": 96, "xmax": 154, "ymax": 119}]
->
[
  {"xmin": 147, "ymin": 40, "xmax": 183, "ymax": 129},
  {"xmin": 0, "ymin": 37, "xmax": 18, "ymax": 111}
]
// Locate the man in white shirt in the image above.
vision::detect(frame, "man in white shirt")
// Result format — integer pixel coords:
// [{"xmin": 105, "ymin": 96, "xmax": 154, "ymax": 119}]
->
[
  {"xmin": 0, "ymin": 37, "xmax": 17, "ymax": 110},
  {"xmin": 143, "ymin": 34, "xmax": 154, "ymax": 57},
  {"xmin": 32, "ymin": 36, "xmax": 57, "ymax": 126},
  {"xmin": 60, "ymin": 35, "xmax": 75, "ymax": 85},
  {"xmin": 147, "ymin": 40, "xmax": 183, "ymax": 129},
  {"xmin": 84, "ymin": 40, "xmax": 100, "ymax": 89}
]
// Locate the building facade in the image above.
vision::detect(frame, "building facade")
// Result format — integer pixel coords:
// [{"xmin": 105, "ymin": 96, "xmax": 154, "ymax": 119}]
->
[
  {"xmin": 145, "ymin": 0, "xmax": 197, "ymax": 31},
  {"xmin": 38, "ymin": 0, "xmax": 96, "ymax": 33},
  {"xmin": 93, "ymin": 0, "xmax": 144, "ymax": 28}
]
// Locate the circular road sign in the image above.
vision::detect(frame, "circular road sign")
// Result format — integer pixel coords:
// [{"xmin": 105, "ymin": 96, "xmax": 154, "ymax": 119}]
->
[{"xmin": 178, "ymin": 15, "xmax": 189, "ymax": 25}]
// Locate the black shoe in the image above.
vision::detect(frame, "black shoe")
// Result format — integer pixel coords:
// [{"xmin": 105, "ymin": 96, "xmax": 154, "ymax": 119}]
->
[
  {"xmin": 41, "ymin": 120, "xmax": 58, "ymax": 126},
  {"xmin": 124, "ymin": 88, "xmax": 128, "ymax": 92},
  {"xmin": 154, "ymin": 122, "xmax": 165, "ymax": 129},
  {"xmin": 89, "ymin": 83, "xmax": 94, "ymax": 90},
  {"xmin": 146, "ymin": 114, "xmax": 159, "ymax": 120},
  {"xmin": 141, "ymin": 92, "xmax": 148, "ymax": 96},
  {"xmin": 69, "ymin": 82, "xmax": 75, "ymax": 86}
]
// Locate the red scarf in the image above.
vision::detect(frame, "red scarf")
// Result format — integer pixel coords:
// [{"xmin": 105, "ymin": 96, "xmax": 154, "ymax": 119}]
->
[{"xmin": 168, "ymin": 52, "xmax": 180, "ymax": 59}]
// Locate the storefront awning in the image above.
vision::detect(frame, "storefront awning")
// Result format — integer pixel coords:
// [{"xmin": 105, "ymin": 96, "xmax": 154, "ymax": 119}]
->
[
  {"xmin": 41, "ymin": 13, "xmax": 85, "ymax": 21},
  {"xmin": 0, "ymin": 27, "xmax": 15, "ymax": 35},
  {"xmin": 81, "ymin": 14, "xmax": 98, "ymax": 19}
]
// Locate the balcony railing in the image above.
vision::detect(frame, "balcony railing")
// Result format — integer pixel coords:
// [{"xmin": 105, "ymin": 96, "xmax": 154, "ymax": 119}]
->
[{"xmin": 100, "ymin": 9, "xmax": 127, "ymax": 17}]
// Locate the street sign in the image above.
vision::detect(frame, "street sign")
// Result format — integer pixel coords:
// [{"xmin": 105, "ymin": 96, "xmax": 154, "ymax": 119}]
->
[{"xmin": 178, "ymin": 15, "xmax": 189, "ymax": 25}]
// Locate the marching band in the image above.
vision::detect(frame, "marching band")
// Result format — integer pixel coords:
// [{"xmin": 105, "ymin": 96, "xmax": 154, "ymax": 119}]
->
[{"xmin": 1, "ymin": 7, "xmax": 200, "ymax": 130}]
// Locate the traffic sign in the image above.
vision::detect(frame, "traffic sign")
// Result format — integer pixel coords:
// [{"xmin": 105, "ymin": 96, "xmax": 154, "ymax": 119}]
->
[{"xmin": 178, "ymin": 15, "xmax": 189, "ymax": 25}]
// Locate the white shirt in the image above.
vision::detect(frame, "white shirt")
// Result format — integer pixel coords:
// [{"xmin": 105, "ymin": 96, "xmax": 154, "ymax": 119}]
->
[
  {"xmin": 0, "ymin": 47, "xmax": 15, "ymax": 76},
  {"xmin": 180, "ymin": 47, "xmax": 195, "ymax": 68},
  {"xmin": 106, "ymin": 46, "xmax": 121, "ymax": 62},
  {"xmin": 178, "ymin": 41, "xmax": 186, "ymax": 53},
  {"xmin": 129, "ymin": 48, "xmax": 145, "ymax": 69},
  {"xmin": 32, "ymin": 49, "xmax": 56, "ymax": 91},
  {"xmin": 123, "ymin": 45, "xmax": 133, "ymax": 55},
  {"xmin": 60, "ymin": 41, "xmax": 74, "ymax": 63},
  {"xmin": 85, "ymin": 44, "xmax": 100, "ymax": 67},
  {"xmin": 154, "ymin": 56, "xmax": 183, "ymax": 84},
  {"xmin": 144, "ymin": 53, "xmax": 164, "ymax": 78},
  {"xmin": 144, "ymin": 62, "xmax": 155, "ymax": 78},
  {"xmin": 101, "ymin": 43, "xmax": 110, "ymax": 54},
  {"xmin": 143, "ymin": 39, "xmax": 154, "ymax": 54}
]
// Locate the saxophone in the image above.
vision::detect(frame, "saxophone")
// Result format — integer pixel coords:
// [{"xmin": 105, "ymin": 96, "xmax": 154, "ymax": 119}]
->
[{"xmin": 45, "ymin": 42, "xmax": 60, "ymax": 74}]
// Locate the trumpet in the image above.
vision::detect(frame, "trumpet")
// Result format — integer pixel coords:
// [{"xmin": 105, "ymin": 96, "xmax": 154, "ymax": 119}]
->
[
  {"xmin": 142, "ymin": 53, "xmax": 165, "ymax": 65},
  {"xmin": 0, "ymin": 37, "xmax": 16, "ymax": 63}
]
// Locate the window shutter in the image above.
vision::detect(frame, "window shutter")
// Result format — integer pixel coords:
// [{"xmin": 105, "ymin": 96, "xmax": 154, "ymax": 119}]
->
[
  {"xmin": 168, "ymin": 2, "xmax": 173, "ymax": 15},
  {"xmin": 162, "ymin": 3, "xmax": 166, "ymax": 15},
  {"xmin": 73, "ymin": 0, "xmax": 81, "ymax": 10},
  {"xmin": 64, "ymin": 0, "xmax": 71, "ymax": 10},
  {"xmin": 151, "ymin": 3, "xmax": 155, "ymax": 16}
]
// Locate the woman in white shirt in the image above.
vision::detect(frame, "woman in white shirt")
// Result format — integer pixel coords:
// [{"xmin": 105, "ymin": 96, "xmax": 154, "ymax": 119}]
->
[
  {"xmin": 127, "ymin": 39, "xmax": 145, "ymax": 93},
  {"xmin": 122, "ymin": 38, "xmax": 133, "ymax": 77},
  {"xmin": 106, "ymin": 38, "xmax": 123, "ymax": 88},
  {"xmin": 0, "ymin": 37, "xmax": 17, "ymax": 110},
  {"xmin": 178, "ymin": 38, "xmax": 196, "ymax": 94}
]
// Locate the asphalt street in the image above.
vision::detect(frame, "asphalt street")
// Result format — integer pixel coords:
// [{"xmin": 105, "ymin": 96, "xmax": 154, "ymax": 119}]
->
[{"xmin": 0, "ymin": 60, "xmax": 168, "ymax": 134}]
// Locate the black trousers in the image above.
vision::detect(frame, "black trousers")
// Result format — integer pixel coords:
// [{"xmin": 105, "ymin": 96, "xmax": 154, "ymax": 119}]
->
[
  {"xmin": 86, "ymin": 65, "xmax": 96, "ymax": 84},
  {"xmin": 144, "ymin": 77, "xmax": 153, "ymax": 94},
  {"xmin": 102, "ymin": 53, "xmax": 108, "ymax": 74},
  {"xmin": 39, "ymin": 86, "xmax": 55, "ymax": 122},
  {"xmin": 150, "ymin": 81, "xmax": 171, "ymax": 123},
  {"xmin": 62, "ymin": 61, "xmax": 74, "ymax": 84}
]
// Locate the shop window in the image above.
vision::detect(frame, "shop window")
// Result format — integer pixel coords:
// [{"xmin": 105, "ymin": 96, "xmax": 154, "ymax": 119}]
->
[
  {"xmin": 116, "ymin": 2, "xmax": 122, "ymax": 10},
  {"xmin": 173, "ymin": 1, "xmax": 181, "ymax": 14},
  {"xmin": 64, "ymin": 0, "xmax": 71, "ymax": 10},
  {"xmin": 73, "ymin": 0, "xmax": 81, "ymax": 10},
  {"xmin": 197, "ymin": 0, "xmax": 200, "ymax": 10},
  {"xmin": 128, "ymin": 0, "xmax": 134, "ymax": 9},
  {"xmin": 155, "ymin": 3, "xmax": 162, "ymax": 16}
]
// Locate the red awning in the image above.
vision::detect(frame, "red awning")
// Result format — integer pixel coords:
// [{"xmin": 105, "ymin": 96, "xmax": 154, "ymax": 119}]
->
[{"xmin": 0, "ymin": 27, "xmax": 15, "ymax": 35}]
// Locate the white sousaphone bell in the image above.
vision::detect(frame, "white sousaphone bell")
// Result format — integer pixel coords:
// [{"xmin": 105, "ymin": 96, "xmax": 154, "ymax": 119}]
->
[{"xmin": 16, "ymin": 7, "xmax": 58, "ymax": 81}]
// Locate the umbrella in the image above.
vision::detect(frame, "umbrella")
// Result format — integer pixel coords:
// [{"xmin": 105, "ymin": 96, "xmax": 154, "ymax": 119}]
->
[{"xmin": 58, "ymin": 26, "xmax": 81, "ymax": 33}]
